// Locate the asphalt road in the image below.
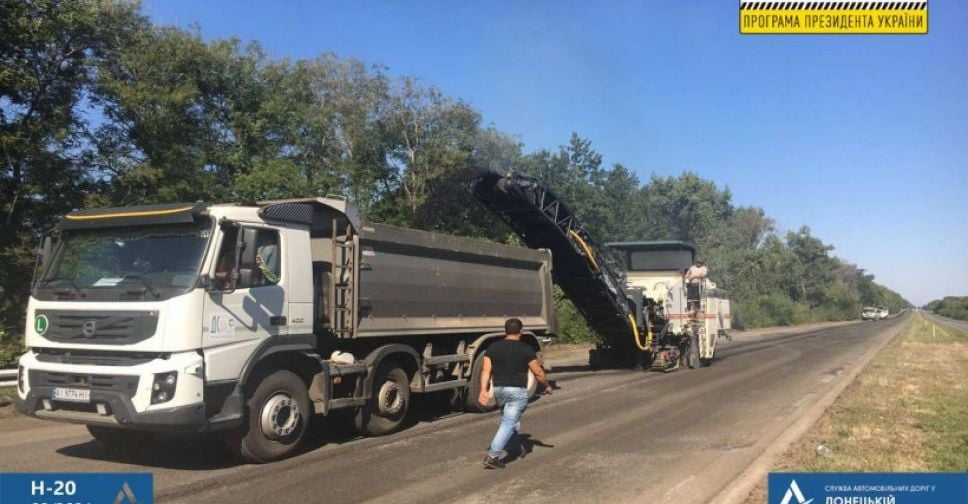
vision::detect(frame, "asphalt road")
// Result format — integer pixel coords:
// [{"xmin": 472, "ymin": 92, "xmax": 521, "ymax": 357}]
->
[
  {"xmin": 920, "ymin": 310, "xmax": 968, "ymax": 333},
  {"xmin": 0, "ymin": 315, "xmax": 909, "ymax": 504}
]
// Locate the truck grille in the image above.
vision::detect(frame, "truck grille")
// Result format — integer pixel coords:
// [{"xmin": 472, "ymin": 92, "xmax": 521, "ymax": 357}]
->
[
  {"xmin": 34, "ymin": 348, "xmax": 161, "ymax": 367},
  {"xmin": 35, "ymin": 310, "xmax": 158, "ymax": 345},
  {"xmin": 29, "ymin": 370, "xmax": 139, "ymax": 397}
]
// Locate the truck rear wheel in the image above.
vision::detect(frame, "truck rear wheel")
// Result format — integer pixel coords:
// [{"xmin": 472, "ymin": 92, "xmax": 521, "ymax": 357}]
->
[
  {"xmin": 356, "ymin": 362, "xmax": 411, "ymax": 436},
  {"xmin": 465, "ymin": 350, "xmax": 497, "ymax": 413},
  {"xmin": 526, "ymin": 366, "xmax": 538, "ymax": 398},
  {"xmin": 465, "ymin": 349, "xmax": 539, "ymax": 412},
  {"xmin": 87, "ymin": 425, "xmax": 157, "ymax": 449},
  {"xmin": 225, "ymin": 369, "xmax": 311, "ymax": 463}
]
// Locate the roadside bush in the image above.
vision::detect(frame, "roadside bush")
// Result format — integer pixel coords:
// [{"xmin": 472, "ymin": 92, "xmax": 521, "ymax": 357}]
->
[
  {"xmin": 0, "ymin": 327, "xmax": 24, "ymax": 367},
  {"xmin": 756, "ymin": 294, "xmax": 797, "ymax": 326},
  {"xmin": 552, "ymin": 287, "xmax": 600, "ymax": 344},
  {"xmin": 730, "ymin": 295, "xmax": 795, "ymax": 328},
  {"xmin": 926, "ymin": 296, "xmax": 968, "ymax": 322}
]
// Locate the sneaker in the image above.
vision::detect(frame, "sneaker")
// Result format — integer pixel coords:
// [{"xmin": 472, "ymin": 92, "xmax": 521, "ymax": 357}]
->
[{"xmin": 482, "ymin": 455, "xmax": 505, "ymax": 469}]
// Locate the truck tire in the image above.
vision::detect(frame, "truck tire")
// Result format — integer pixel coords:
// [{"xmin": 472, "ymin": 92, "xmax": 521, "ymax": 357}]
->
[
  {"xmin": 86, "ymin": 425, "xmax": 157, "ymax": 449},
  {"xmin": 356, "ymin": 362, "xmax": 411, "ymax": 436},
  {"xmin": 225, "ymin": 369, "xmax": 311, "ymax": 463},
  {"xmin": 465, "ymin": 350, "xmax": 497, "ymax": 413},
  {"xmin": 526, "ymin": 366, "xmax": 538, "ymax": 398}
]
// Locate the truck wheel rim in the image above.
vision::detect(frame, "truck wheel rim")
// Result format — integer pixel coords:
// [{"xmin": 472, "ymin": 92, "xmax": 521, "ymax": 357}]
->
[
  {"xmin": 378, "ymin": 381, "xmax": 403, "ymax": 416},
  {"xmin": 261, "ymin": 393, "xmax": 300, "ymax": 440}
]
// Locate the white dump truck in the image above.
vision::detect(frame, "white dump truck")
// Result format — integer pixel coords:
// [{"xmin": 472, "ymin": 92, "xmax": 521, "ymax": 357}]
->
[{"xmin": 16, "ymin": 198, "xmax": 556, "ymax": 462}]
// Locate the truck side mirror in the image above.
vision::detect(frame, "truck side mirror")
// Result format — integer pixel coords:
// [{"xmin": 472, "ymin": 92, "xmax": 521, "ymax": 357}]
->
[
  {"xmin": 39, "ymin": 235, "xmax": 52, "ymax": 269},
  {"xmin": 31, "ymin": 235, "xmax": 54, "ymax": 288},
  {"xmin": 238, "ymin": 227, "xmax": 258, "ymax": 269},
  {"xmin": 231, "ymin": 225, "xmax": 258, "ymax": 286}
]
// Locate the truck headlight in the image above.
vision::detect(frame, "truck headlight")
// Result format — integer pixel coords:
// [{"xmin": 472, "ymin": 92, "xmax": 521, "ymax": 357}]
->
[
  {"xmin": 17, "ymin": 365, "xmax": 24, "ymax": 393},
  {"xmin": 151, "ymin": 371, "xmax": 178, "ymax": 404}
]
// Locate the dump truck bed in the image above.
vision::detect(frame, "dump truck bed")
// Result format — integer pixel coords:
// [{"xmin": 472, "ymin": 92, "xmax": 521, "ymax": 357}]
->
[{"xmin": 351, "ymin": 223, "xmax": 556, "ymax": 338}]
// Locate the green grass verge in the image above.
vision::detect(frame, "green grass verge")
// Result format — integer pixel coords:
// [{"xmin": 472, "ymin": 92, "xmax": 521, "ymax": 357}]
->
[
  {"xmin": 788, "ymin": 313, "xmax": 967, "ymax": 472},
  {"xmin": 743, "ymin": 314, "xmax": 968, "ymax": 503}
]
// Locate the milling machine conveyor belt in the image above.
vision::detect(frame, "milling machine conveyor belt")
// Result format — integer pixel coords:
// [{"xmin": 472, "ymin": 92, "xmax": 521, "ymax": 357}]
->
[{"xmin": 474, "ymin": 171, "xmax": 639, "ymax": 352}]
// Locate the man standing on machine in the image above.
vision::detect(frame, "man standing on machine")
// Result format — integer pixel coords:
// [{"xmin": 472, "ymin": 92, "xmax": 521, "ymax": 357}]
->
[{"xmin": 684, "ymin": 259, "xmax": 707, "ymax": 313}]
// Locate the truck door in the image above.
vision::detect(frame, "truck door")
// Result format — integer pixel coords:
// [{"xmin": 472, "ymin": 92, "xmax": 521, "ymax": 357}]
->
[{"xmin": 202, "ymin": 224, "xmax": 288, "ymax": 382}]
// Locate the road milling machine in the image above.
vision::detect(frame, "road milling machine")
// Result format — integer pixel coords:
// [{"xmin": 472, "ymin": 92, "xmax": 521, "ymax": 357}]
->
[{"xmin": 474, "ymin": 171, "xmax": 730, "ymax": 370}]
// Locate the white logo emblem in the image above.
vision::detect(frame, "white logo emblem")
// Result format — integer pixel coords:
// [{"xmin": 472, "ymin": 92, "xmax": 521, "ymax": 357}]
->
[
  {"xmin": 779, "ymin": 479, "xmax": 813, "ymax": 504},
  {"xmin": 209, "ymin": 313, "xmax": 236, "ymax": 339},
  {"xmin": 82, "ymin": 320, "xmax": 97, "ymax": 337},
  {"xmin": 113, "ymin": 481, "xmax": 139, "ymax": 504}
]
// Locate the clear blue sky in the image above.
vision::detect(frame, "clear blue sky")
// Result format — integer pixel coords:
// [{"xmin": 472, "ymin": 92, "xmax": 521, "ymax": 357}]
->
[{"xmin": 144, "ymin": 0, "xmax": 967, "ymax": 305}]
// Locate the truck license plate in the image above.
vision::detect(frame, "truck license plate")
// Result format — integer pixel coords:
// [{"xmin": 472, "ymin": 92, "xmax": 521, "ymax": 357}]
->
[{"xmin": 53, "ymin": 387, "xmax": 91, "ymax": 403}]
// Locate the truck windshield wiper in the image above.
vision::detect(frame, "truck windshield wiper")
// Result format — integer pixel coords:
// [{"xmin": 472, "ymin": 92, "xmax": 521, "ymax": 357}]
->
[
  {"xmin": 40, "ymin": 276, "xmax": 86, "ymax": 297},
  {"xmin": 119, "ymin": 274, "xmax": 162, "ymax": 299}
]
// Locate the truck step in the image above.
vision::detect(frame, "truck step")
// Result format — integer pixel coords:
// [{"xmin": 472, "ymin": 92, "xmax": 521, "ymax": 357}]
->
[
  {"xmin": 423, "ymin": 354, "xmax": 471, "ymax": 366},
  {"xmin": 325, "ymin": 398, "xmax": 367, "ymax": 410},
  {"xmin": 416, "ymin": 379, "xmax": 467, "ymax": 393},
  {"xmin": 331, "ymin": 362, "xmax": 366, "ymax": 375}
]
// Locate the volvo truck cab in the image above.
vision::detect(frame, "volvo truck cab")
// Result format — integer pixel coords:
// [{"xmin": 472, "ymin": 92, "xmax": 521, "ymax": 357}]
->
[{"xmin": 17, "ymin": 199, "xmax": 346, "ymax": 454}]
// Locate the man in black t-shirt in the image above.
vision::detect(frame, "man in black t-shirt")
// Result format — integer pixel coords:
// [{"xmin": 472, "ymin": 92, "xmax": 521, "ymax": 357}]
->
[{"xmin": 479, "ymin": 318, "xmax": 552, "ymax": 469}]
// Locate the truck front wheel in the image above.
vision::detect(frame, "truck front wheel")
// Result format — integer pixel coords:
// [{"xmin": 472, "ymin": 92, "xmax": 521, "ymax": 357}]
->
[
  {"xmin": 356, "ymin": 362, "xmax": 411, "ymax": 436},
  {"xmin": 225, "ymin": 369, "xmax": 311, "ymax": 463}
]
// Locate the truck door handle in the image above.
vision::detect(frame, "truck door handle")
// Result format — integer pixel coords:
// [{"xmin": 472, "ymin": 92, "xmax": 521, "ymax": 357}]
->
[{"xmin": 270, "ymin": 316, "xmax": 287, "ymax": 326}]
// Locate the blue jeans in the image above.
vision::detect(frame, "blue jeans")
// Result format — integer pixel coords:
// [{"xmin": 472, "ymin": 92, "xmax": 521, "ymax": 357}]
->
[{"xmin": 489, "ymin": 386, "xmax": 529, "ymax": 458}]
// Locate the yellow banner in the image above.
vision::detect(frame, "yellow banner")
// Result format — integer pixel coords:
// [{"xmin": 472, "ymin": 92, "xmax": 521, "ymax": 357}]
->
[{"xmin": 739, "ymin": 3, "xmax": 928, "ymax": 34}]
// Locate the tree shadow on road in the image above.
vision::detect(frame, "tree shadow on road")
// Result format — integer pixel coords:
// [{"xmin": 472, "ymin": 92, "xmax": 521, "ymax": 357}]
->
[
  {"xmin": 54, "ymin": 411, "xmax": 376, "ymax": 470},
  {"xmin": 53, "ymin": 383, "xmax": 567, "ymax": 469},
  {"xmin": 53, "ymin": 393, "xmax": 488, "ymax": 469},
  {"xmin": 55, "ymin": 431, "xmax": 240, "ymax": 470}
]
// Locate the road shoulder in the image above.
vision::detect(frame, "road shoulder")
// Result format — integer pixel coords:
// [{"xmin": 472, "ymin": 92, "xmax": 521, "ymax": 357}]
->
[{"xmin": 711, "ymin": 314, "xmax": 911, "ymax": 504}]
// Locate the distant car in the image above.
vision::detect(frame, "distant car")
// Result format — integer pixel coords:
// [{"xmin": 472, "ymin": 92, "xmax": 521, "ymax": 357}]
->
[
  {"xmin": 876, "ymin": 307, "xmax": 889, "ymax": 320},
  {"xmin": 862, "ymin": 307, "xmax": 877, "ymax": 321}
]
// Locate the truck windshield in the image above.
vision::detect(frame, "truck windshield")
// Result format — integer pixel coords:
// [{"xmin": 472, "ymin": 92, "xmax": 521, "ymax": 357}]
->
[
  {"xmin": 36, "ymin": 220, "xmax": 212, "ymax": 301},
  {"xmin": 628, "ymin": 249, "xmax": 694, "ymax": 272}
]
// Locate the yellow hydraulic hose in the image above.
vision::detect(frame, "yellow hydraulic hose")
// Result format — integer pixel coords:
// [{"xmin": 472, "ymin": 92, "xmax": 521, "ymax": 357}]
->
[
  {"xmin": 565, "ymin": 229, "xmax": 650, "ymax": 353},
  {"xmin": 628, "ymin": 314, "xmax": 651, "ymax": 352},
  {"xmin": 568, "ymin": 229, "xmax": 600, "ymax": 272}
]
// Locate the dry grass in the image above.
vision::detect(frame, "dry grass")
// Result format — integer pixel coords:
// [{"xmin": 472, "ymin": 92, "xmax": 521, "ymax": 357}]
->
[{"xmin": 742, "ymin": 314, "xmax": 968, "ymax": 503}]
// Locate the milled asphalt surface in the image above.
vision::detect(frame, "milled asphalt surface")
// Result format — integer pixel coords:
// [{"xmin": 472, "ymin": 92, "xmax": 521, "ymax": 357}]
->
[{"xmin": 0, "ymin": 315, "xmax": 909, "ymax": 504}]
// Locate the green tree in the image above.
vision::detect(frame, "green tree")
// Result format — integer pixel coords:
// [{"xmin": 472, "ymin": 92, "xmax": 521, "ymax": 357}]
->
[
  {"xmin": 0, "ymin": 0, "xmax": 145, "ymax": 344},
  {"xmin": 0, "ymin": 1, "xmax": 914, "ymax": 355}
]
